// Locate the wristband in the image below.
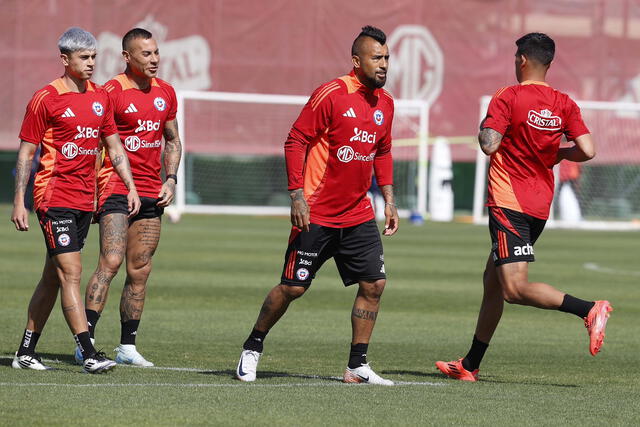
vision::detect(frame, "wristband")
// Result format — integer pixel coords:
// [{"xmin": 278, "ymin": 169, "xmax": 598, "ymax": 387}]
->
[
  {"xmin": 385, "ymin": 202, "xmax": 397, "ymax": 207},
  {"xmin": 166, "ymin": 174, "xmax": 177, "ymax": 184}
]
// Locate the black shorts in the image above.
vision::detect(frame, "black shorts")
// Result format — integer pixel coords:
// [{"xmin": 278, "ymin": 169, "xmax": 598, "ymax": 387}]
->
[
  {"xmin": 489, "ymin": 207, "xmax": 546, "ymax": 266},
  {"xmin": 37, "ymin": 208, "xmax": 92, "ymax": 256},
  {"xmin": 280, "ymin": 219, "xmax": 386, "ymax": 287},
  {"xmin": 98, "ymin": 194, "xmax": 163, "ymax": 222}
]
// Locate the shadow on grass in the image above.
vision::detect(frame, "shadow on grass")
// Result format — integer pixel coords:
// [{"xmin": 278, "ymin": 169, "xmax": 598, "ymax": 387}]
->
[{"xmin": 200, "ymin": 369, "xmax": 342, "ymax": 382}]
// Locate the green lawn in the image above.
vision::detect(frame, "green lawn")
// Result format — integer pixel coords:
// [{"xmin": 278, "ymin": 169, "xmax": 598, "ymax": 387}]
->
[{"xmin": 1, "ymin": 205, "xmax": 638, "ymax": 425}]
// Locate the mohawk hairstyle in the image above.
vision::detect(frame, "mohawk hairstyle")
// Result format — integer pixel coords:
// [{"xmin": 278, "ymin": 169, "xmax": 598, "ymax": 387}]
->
[
  {"xmin": 352, "ymin": 25, "xmax": 387, "ymax": 56},
  {"xmin": 516, "ymin": 32, "xmax": 555, "ymax": 66},
  {"xmin": 122, "ymin": 28, "xmax": 153, "ymax": 51}
]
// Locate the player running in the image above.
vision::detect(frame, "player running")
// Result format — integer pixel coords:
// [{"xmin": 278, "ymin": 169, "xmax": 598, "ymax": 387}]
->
[
  {"xmin": 436, "ymin": 33, "xmax": 612, "ymax": 382},
  {"xmin": 11, "ymin": 27, "xmax": 140, "ymax": 374},
  {"xmin": 236, "ymin": 26, "xmax": 398, "ymax": 385},
  {"xmin": 74, "ymin": 28, "xmax": 181, "ymax": 367}
]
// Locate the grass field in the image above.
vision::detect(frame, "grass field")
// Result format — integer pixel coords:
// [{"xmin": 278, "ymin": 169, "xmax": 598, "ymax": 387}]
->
[{"xmin": 1, "ymin": 204, "xmax": 638, "ymax": 425}]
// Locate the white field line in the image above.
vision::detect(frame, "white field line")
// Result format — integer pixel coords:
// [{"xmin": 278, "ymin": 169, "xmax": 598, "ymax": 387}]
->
[
  {"xmin": 0, "ymin": 357, "xmax": 445, "ymax": 387},
  {"xmin": 583, "ymin": 262, "xmax": 640, "ymax": 277}
]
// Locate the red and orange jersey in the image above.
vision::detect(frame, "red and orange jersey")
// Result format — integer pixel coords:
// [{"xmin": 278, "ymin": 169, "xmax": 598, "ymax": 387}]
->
[
  {"xmin": 97, "ymin": 74, "xmax": 177, "ymax": 205},
  {"xmin": 483, "ymin": 81, "xmax": 589, "ymax": 220},
  {"xmin": 285, "ymin": 70, "xmax": 394, "ymax": 228},
  {"xmin": 19, "ymin": 79, "xmax": 117, "ymax": 212}
]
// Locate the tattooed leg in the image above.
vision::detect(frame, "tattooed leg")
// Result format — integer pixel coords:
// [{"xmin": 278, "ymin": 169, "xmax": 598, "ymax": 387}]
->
[
  {"xmin": 254, "ymin": 284, "xmax": 307, "ymax": 332},
  {"xmin": 120, "ymin": 218, "xmax": 161, "ymax": 322},
  {"xmin": 351, "ymin": 279, "xmax": 386, "ymax": 344},
  {"xmin": 85, "ymin": 213, "xmax": 128, "ymax": 313}
]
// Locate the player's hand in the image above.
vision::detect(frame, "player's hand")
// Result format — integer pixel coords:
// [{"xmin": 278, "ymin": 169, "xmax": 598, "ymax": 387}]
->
[
  {"xmin": 157, "ymin": 179, "xmax": 176, "ymax": 207},
  {"xmin": 127, "ymin": 189, "xmax": 141, "ymax": 218},
  {"xmin": 290, "ymin": 189, "xmax": 310, "ymax": 232},
  {"xmin": 11, "ymin": 203, "xmax": 29, "ymax": 231},
  {"xmin": 382, "ymin": 202, "xmax": 399, "ymax": 236}
]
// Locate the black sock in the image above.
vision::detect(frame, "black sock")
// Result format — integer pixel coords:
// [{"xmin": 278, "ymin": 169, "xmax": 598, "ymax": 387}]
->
[
  {"xmin": 348, "ymin": 343, "xmax": 369, "ymax": 369},
  {"xmin": 243, "ymin": 328, "xmax": 267, "ymax": 352},
  {"xmin": 120, "ymin": 320, "xmax": 140, "ymax": 345},
  {"xmin": 74, "ymin": 331, "xmax": 96, "ymax": 359},
  {"xmin": 86, "ymin": 309, "xmax": 100, "ymax": 339},
  {"xmin": 558, "ymin": 294, "xmax": 594, "ymax": 319},
  {"xmin": 17, "ymin": 329, "xmax": 41, "ymax": 356},
  {"xmin": 462, "ymin": 335, "xmax": 489, "ymax": 371}
]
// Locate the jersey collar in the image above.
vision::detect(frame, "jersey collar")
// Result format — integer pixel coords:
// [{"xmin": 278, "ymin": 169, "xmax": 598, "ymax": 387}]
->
[
  {"xmin": 520, "ymin": 80, "xmax": 549, "ymax": 87},
  {"xmin": 50, "ymin": 78, "xmax": 96, "ymax": 94},
  {"xmin": 343, "ymin": 70, "xmax": 379, "ymax": 96}
]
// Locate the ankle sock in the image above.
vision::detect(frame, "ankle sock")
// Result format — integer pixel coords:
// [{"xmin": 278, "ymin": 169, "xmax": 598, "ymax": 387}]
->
[
  {"xmin": 558, "ymin": 294, "xmax": 594, "ymax": 319},
  {"xmin": 243, "ymin": 328, "xmax": 267, "ymax": 352},
  {"xmin": 462, "ymin": 335, "xmax": 489, "ymax": 371},
  {"xmin": 120, "ymin": 320, "xmax": 140, "ymax": 345},
  {"xmin": 348, "ymin": 343, "xmax": 369, "ymax": 369},
  {"xmin": 17, "ymin": 329, "xmax": 40, "ymax": 356}
]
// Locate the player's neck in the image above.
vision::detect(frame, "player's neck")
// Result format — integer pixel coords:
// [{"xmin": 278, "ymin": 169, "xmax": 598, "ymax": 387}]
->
[
  {"xmin": 124, "ymin": 68, "xmax": 152, "ymax": 90},
  {"xmin": 61, "ymin": 74, "xmax": 89, "ymax": 93},
  {"xmin": 519, "ymin": 69, "xmax": 547, "ymax": 84}
]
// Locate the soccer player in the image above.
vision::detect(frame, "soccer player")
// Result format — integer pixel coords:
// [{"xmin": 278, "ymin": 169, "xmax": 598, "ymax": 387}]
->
[
  {"xmin": 436, "ymin": 33, "xmax": 612, "ymax": 382},
  {"xmin": 74, "ymin": 28, "xmax": 181, "ymax": 367},
  {"xmin": 236, "ymin": 26, "xmax": 398, "ymax": 385},
  {"xmin": 11, "ymin": 27, "xmax": 140, "ymax": 373}
]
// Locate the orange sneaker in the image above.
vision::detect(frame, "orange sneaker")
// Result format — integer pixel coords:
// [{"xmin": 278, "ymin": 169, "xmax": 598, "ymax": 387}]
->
[
  {"xmin": 435, "ymin": 358, "xmax": 478, "ymax": 382},
  {"xmin": 584, "ymin": 300, "xmax": 613, "ymax": 356}
]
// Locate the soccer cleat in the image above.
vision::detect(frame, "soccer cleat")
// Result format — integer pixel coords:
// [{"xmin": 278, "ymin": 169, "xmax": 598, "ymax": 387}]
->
[
  {"xmin": 236, "ymin": 349, "xmax": 261, "ymax": 382},
  {"xmin": 114, "ymin": 344, "xmax": 154, "ymax": 367},
  {"xmin": 83, "ymin": 351, "xmax": 116, "ymax": 374},
  {"xmin": 73, "ymin": 337, "xmax": 95, "ymax": 365},
  {"xmin": 12, "ymin": 352, "xmax": 52, "ymax": 371},
  {"xmin": 584, "ymin": 300, "xmax": 613, "ymax": 356},
  {"xmin": 435, "ymin": 358, "xmax": 478, "ymax": 382},
  {"xmin": 343, "ymin": 363, "xmax": 394, "ymax": 386}
]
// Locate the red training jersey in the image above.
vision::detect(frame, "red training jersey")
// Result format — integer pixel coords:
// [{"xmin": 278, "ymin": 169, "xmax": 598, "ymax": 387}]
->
[
  {"xmin": 483, "ymin": 81, "xmax": 589, "ymax": 220},
  {"xmin": 98, "ymin": 74, "xmax": 177, "ymax": 205},
  {"xmin": 19, "ymin": 78, "xmax": 117, "ymax": 212},
  {"xmin": 285, "ymin": 70, "xmax": 394, "ymax": 228}
]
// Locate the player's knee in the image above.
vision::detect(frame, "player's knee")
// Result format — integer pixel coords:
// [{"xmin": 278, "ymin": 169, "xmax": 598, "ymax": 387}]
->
[
  {"xmin": 502, "ymin": 283, "xmax": 525, "ymax": 304},
  {"xmin": 360, "ymin": 279, "xmax": 386, "ymax": 300},
  {"xmin": 100, "ymin": 252, "xmax": 124, "ymax": 274},
  {"xmin": 127, "ymin": 262, "xmax": 152, "ymax": 282},
  {"xmin": 57, "ymin": 264, "xmax": 82, "ymax": 286},
  {"xmin": 280, "ymin": 284, "xmax": 307, "ymax": 300}
]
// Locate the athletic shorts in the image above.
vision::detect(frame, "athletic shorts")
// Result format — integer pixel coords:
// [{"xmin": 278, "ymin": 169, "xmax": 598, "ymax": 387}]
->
[
  {"xmin": 37, "ymin": 208, "xmax": 92, "ymax": 256},
  {"xmin": 489, "ymin": 206, "xmax": 546, "ymax": 266},
  {"xmin": 280, "ymin": 219, "xmax": 386, "ymax": 287},
  {"xmin": 98, "ymin": 194, "xmax": 163, "ymax": 222}
]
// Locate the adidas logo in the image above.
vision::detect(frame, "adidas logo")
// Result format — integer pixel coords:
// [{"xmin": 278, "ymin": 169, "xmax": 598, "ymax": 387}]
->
[
  {"xmin": 124, "ymin": 103, "xmax": 138, "ymax": 114},
  {"xmin": 61, "ymin": 108, "xmax": 75, "ymax": 118},
  {"xmin": 343, "ymin": 107, "xmax": 356, "ymax": 118}
]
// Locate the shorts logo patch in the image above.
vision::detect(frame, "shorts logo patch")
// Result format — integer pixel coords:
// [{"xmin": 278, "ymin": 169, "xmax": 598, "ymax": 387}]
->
[
  {"xmin": 154, "ymin": 97, "xmax": 167, "ymax": 111},
  {"xmin": 296, "ymin": 268, "xmax": 309, "ymax": 281},
  {"xmin": 380, "ymin": 264, "xmax": 385, "ymax": 274},
  {"xmin": 513, "ymin": 244, "xmax": 534, "ymax": 256},
  {"xmin": 58, "ymin": 233, "xmax": 71, "ymax": 247},
  {"xmin": 373, "ymin": 109, "xmax": 384, "ymax": 125},
  {"xmin": 92, "ymin": 102, "xmax": 104, "ymax": 116}
]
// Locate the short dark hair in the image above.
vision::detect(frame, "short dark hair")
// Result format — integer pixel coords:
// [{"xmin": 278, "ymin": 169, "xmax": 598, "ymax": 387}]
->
[
  {"xmin": 515, "ymin": 33, "xmax": 555, "ymax": 66},
  {"xmin": 351, "ymin": 25, "xmax": 387, "ymax": 56},
  {"xmin": 122, "ymin": 28, "xmax": 153, "ymax": 51}
]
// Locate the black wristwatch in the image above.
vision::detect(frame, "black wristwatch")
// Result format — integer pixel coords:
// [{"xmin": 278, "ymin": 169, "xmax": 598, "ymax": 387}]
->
[{"xmin": 166, "ymin": 174, "xmax": 177, "ymax": 184}]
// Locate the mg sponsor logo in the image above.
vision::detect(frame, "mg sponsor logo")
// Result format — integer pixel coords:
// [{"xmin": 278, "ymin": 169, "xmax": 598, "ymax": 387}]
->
[
  {"xmin": 527, "ymin": 109, "xmax": 561, "ymax": 131},
  {"xmin": 350, "ymin": 127, "xmax": 377, "ymax": 144},
  {"xmin": 513, "ymin": 244, "xmax": 534, "ymax": 256},
  {"xmin": 135, "ymin": 119, "xmax": 161, "ymax": 133},
  {"xmin": 74, "ymin": 126, "xmax": 100, "ymax": 139},
  {"xmin": 125, "ymin": 136, "xmax": 141, "ymax": 152},
  {"xmin": 337, "ymin": 146, "xmax": 375, "ymax": 163},
  {"xmin": 387, "ymin": 25, "xmax": 444, "ymax": 105},
  {"xmin": 61, "ymin": 142, "xmax": 99, "ymax": 159}
]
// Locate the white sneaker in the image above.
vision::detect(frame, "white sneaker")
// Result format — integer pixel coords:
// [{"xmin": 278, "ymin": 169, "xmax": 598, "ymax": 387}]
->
[
  {"xmin": 236, "ymin": 349, "xmax": 261, "ymax": 382},
  {"xmin": 343, "ymin": 363, "xmax": 394, "ymax": 385},
  {"xmin": 74, "ymin": 338, "xmax": 95, "ymax": 365},
  {"xmin": 12, "ymin": 352, "xmax": 52, "ymax": 370},
  {"xmin": 114, "ymin": 344, "xmax": 154, "ymax": 367},
  {"xmin": 83, "ymin": 351, "xmax": 116, "ymax": 374}
]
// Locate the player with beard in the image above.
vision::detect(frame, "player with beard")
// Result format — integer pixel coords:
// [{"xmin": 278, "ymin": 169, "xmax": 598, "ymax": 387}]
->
[
  {"xmin": 11, "ymin": 27, "xmax": 140, "ymax": 373},
  {"xmin": 74, "ymin": 28, "xmax": 181, "ymax": 367},
  {"xmin": 236, "ymin": 26, "xmax": 398, "ymax": 385}
]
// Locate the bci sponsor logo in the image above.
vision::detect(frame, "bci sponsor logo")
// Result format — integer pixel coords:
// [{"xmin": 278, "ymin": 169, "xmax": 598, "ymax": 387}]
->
[
  {"xmin": 298, "ymin": 259, "xmax": 312, "ymax": 266},
  {"xmin": 74, "ymin": 126, "xmax": 99, "ymax": 139},
  {"xmin": 125, "ymin": 136, "xmax": 162, "ymax": 152},
  {"xmin": 350, "ymin": 127, "xmax": 377, "ymax": 144},
  {"xmin": 61, "ymin": 142, "xmax": 99, "ymax": 159},
  {"xmin": 135, "ymin": 119, "xmax": 161, "ymax": 133},
  {"xmin": 527, "ymin": 109, "xmax": 561, "ymax": 131}
]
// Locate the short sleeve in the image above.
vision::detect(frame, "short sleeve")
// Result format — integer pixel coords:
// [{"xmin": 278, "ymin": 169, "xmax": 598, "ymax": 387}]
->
[
  {"xmin": 165, "ymin": 84, "xmax": 178, "ymax": 121},
  {"xmin": 482, "ymin": 87, "xmax": 513, "ymax": 135},
  {"xmin": 563, "ymin": 98, "xmax": 589, "ymax": 141},
  {"xmin": 19, "ymin": 90, "xmax": 51, "ymax": 145},
  {"xmin": 100, "ymin": 94, "xmax": 118, "ymax": 138}
]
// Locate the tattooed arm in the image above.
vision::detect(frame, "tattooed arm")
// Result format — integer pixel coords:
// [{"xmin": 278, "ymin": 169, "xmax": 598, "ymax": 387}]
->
[
  {"xmin": 102, "ymin": 133, "xmax": 141, "ymax": 216},
  {"xmin": 11, "ymin": 141, "xmax": 37, "ymax": 231},
  {"xmin": 379, "ymin": 184, "xmax": 398, "ymax": 236},
  {"xmin": 290, "ymin": 188, "xmax": 310, "ymax": 232},
  {"xmin": 158, "ymin": 119, "xmax": 182, "ymax": 207},
  {"xmin": 478, "ymin": 124, "xmax": 503, "ymax": 155}
]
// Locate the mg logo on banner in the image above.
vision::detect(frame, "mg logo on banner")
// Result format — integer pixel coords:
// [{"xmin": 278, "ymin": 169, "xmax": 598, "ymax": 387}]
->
[
  {"xmin": 95, "ymin": 15, "xmax": 212, "ymax": 90},
  {"xmin": 387, "ymin": 25, "xmax": 444, "ymax": 105}
]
